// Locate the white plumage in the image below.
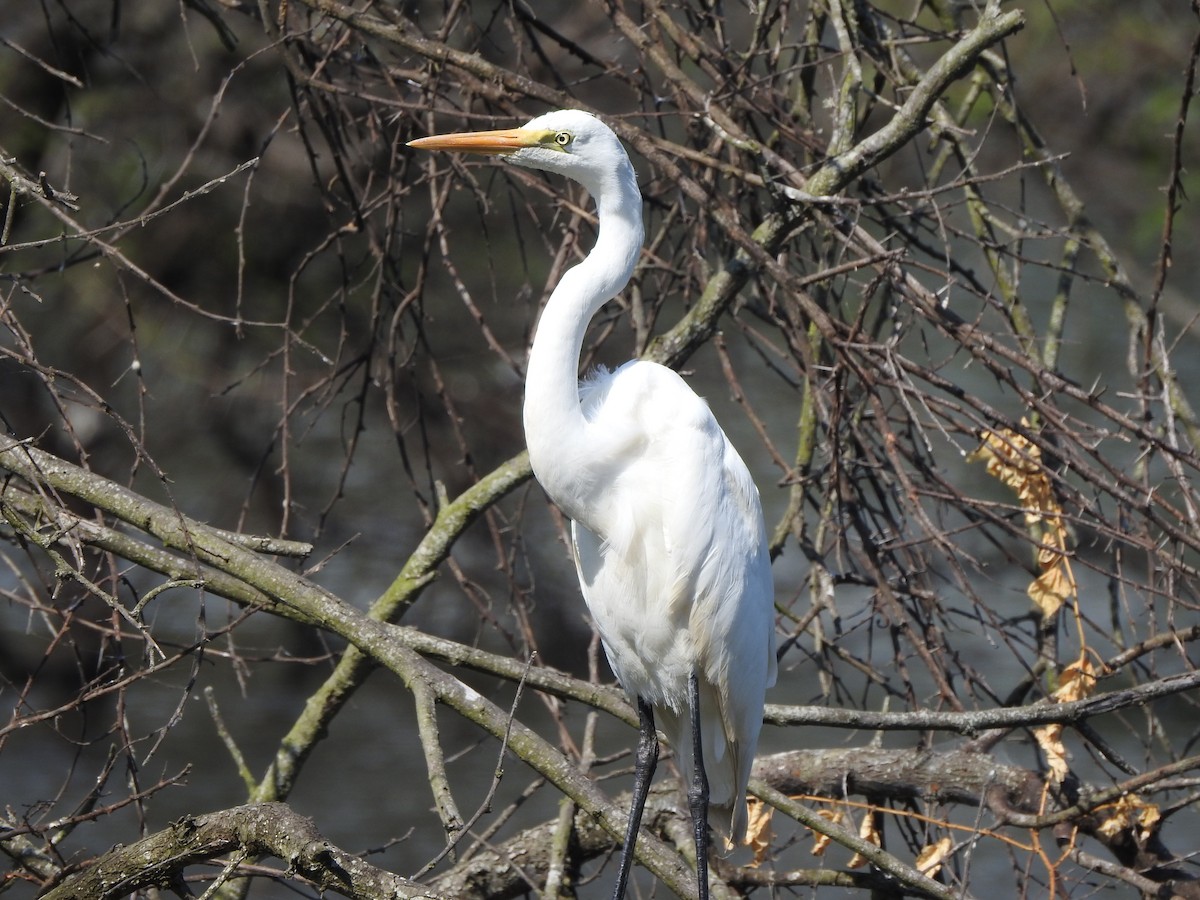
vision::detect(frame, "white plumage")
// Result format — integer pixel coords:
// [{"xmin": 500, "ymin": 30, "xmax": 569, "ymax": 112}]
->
[
  {"xmin": 571, "ymin": 359, "xmax": 775, "ymax": 841},
  {"xmin": 410, "ymin": 109, "xmax": 777, "ymax": 898}
]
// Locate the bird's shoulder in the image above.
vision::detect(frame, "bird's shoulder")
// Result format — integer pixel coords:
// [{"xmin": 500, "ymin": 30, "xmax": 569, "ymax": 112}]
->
[
  {"xmin": 580, "ymin": 359, "xmax": 714, "ymax": 435},
  {"xmin": 578, "ymin": 359, "xmax": 763, "ymax": 540}
]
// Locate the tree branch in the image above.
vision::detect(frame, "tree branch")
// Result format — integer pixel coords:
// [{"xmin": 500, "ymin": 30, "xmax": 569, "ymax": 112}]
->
[{"xmin": 38, "ymin": 803, "xmax": 447, "ymax": 900}]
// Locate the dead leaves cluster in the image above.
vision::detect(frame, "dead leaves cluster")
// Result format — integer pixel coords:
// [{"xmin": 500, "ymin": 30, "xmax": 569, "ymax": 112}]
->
[
  {"xmin": 1094, "ymin": 794, "xmax": 1161, "ymax": 844},
  {"xmin": 968, "ymin": 422, "xmax": 1076, "ymax": 620},
  {"xmin": 969, "ymin": 422, "xmax": 1163, "ymax": 851},
  {"xmin": 970, "ymin": 423, "xmax": 1100, "ymax": 787},
  {"xmin": 735, "ymin": 421, "xmax": 1159, "ymax": 887},
  {"xmin": 748, "ymin": 799, "xmax": 952, "ymax": 880},
  {"xmin": 807, "ymin": 806, "xmax": 885, "ymax": 869}
]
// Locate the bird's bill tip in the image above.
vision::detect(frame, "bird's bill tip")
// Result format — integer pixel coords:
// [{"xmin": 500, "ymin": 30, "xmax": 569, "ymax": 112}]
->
[{"xmin": 407, "ymin": 127, "xmax": 535, "ymax": 155}]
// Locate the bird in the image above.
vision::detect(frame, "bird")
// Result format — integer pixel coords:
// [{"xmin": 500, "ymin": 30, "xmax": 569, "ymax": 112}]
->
[{"xmin": 409, "ymin": 109, "xmax": 777, "ymax": 900}]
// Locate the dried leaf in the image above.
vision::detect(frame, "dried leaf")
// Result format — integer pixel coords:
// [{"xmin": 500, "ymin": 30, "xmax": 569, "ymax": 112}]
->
[
  {"xmin": 846, "ymin": 809, "xmax": 881, "ymax": 869},
  {"xmin": 1035, "ymin": 543, "xmax": 1064, "ymax": 569},
  {"xmin": 1137, "ymin": 802, "xmax": 1162, "ymax": 842},
  {"xmin": 810, "ymin": 808, "xmax": 844, "ymax": 857},
  {"xmin": 972, "ymin": 423, "xmax": 1078, "ymax": 622},
  {"xmin": 1052, "ymin": 656, "xmax": 1098, "ymax": 704},
  {"xmin": 1034, "ymin": 723, "xmax": 1069, "ymax": 784},
  {"xmin": 1028, "ymin": 565, "xmax": 1070, "ymax": 618},
  {"xmin": 968, "ymin": 422, "xmax": 1041, "ymax": 481},
  {"xmin": 915, "ymin": 836, "xmax": 953, "ymax": 877},
  {"xmin": 744, "ymin": 797, "xmax": 773, "ymax": 866},
  {"xmin": 1096, "ymin": 795, "xmax": 1161, "ymax": 842}
]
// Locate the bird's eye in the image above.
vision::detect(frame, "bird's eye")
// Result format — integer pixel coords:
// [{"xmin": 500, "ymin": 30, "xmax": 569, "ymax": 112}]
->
[{"xmin": 555, "ymin": 131, "xmax": 573, "ymax": 147}]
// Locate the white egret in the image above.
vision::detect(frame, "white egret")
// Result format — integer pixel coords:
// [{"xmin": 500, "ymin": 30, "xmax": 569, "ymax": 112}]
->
[{"xmin": 409, "ymin": 109, "xmax": 777, "ymax": 900}]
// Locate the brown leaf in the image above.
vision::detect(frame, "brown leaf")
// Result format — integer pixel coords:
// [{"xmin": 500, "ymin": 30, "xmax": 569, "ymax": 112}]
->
[
  {"xmin": 1052, "ymin": 655, "xmax": 1098, "ymax": 704},
  {"xmin": 1096, "ymin": 795, "xmax": 1161, "ymax": 842},
  {"xmin": 972, "ymin": 423, "xmax": 1077, "ymax": 621},
  {"xmin": 846, "ymin": 808, "xmax": 880, "ymax": 869},
  {"xmin": 809, "ymin": 808, "xmax": 844, "ymax": 857},
  {"xmin": 1028, "ymin": 565, "xmax": 1070, "ymax": 619},
  {"xmin": 1034, "ymin": 723, "xmax": 1069, "ymax": 784},
  {"xmin": 915, "ymin": 836, "xmax": 953, "ymax": 877},
  {"xmin": 744, "ymin": 798, "xmax": 773, "ymax": 866}
]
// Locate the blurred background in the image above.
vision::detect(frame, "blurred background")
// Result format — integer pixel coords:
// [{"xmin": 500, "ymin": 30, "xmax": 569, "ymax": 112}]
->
[{"xmin": 2, "ymin": 1, "xmax": 1199, "ymax": 897}]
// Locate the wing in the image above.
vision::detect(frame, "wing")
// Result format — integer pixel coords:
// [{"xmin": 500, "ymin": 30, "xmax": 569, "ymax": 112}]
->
[{"xmin": 570, "ymin": 360, "xmax": 776, "ymax": 840}]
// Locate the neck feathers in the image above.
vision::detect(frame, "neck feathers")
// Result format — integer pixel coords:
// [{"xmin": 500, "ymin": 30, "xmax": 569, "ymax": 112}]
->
[{"xmin": 522, "ymin": 161, "xmax": 643, "ymax": 515}]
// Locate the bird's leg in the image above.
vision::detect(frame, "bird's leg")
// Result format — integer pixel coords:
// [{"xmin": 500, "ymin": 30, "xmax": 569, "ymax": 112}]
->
[
  {"xmin": 688, "ymin": 669, "xmax": 710, "ymax": 900},
  {"xmin": 611, "ymin": 696, "xmax": 658, "ymax": 900}
]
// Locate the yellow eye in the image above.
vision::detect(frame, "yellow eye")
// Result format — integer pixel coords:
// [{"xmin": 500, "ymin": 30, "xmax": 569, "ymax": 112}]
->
[{"xmin": 555, "ymin": 131, "xmax": 573, "ymax": 147}]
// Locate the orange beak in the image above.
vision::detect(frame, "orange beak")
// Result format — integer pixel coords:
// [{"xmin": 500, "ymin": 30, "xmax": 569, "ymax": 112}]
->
[{"xmin": 407, "ymin": 127, "xmax": 537, "ymax": 155}]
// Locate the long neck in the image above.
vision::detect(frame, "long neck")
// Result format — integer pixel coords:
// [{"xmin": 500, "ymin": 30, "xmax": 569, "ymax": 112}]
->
[{"xmin": 523, "ymin": 170, "xmax": 643, "ymax": 518}]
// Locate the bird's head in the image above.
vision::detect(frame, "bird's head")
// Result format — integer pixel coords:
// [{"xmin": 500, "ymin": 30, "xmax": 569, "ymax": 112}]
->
[{"xmin": 408, "ymin": 109, "xmax": 635, "ymax": 201}]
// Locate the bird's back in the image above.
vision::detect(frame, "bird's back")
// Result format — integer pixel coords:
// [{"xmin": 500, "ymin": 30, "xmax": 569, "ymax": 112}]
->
[{"xmin": 566, "ymin": 359, "xmax": 777, "ymax": 842}]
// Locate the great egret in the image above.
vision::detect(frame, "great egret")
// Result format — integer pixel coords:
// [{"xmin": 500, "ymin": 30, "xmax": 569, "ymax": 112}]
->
[{"xmin": 409, "ymin": 109, "xmax": 777, "ymax": 900}]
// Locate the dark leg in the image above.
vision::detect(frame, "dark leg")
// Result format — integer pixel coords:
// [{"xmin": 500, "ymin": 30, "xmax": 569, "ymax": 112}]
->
[
  {"xmin": 611, "ymin": 696, "xmax": 659, "ymax": 900},
  {"xmin": 688, "ymin": 670, "xmax": 710, "ymax": 900}
]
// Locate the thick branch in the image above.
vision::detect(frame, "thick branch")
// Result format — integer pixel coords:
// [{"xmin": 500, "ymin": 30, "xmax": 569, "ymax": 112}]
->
[
  {"xmin": 39, "ymin": 803, "xmax": 445, "ymax": 900},
  {"xmin": 754, "ymin": 747, "xmax": 1043, "ymax": 815},
  {"xmin": 754, "ymin": 747, "xmax": 1200, "ymax": 899}
]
